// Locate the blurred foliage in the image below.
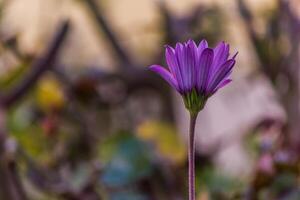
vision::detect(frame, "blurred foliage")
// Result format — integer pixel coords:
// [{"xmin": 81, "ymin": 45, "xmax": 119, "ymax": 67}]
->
[
  {"xmin": 0, "ymin": 63, "xmax": 28, "ymax": 90},
  {"xmin": 137, "ymin": 120, "xmax": 186, "ymax": 166},
  {"xmin": 197, "ymin": 167, "xmax": 245, "ymax": 200},
  {"xmin": 110, "ymin": 191, "xmax": 147, "ymax": 200},
  {"xmin": 7, "ymin": 102, "xmax": 51, "ymax": 161},
  {"xmin": 35, "ymin": 75, "xmax": 66, "ymax": 113},
  {"xmin": 99, "ymin": 132, "xmax": 152, "ymax": 187},
  {"xmin": 0, "ymin": 0, "xmax": 300, "ymax": 199}
]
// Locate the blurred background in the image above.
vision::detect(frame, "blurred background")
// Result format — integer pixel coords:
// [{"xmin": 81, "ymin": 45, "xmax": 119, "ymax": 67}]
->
[{"xmin": 0, "ymin": 0, "xmax": 299, "ymax": 199}]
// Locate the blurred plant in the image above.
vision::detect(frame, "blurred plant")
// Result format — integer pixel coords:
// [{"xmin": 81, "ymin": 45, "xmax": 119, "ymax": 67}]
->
[
  {"xmin": 35, "ymin": 75, "xmax": 66, "ymax": 113},
  {"xmin": 2, "ymin": 0, "xmax": 300, "ymax": 199},
  {"xmin": 137, "ymin": 120, "xmax": 186, "ymax": 166},
  {"xmin": 236, "ymin": 0, "xmax": 300, "ymax": 199}
]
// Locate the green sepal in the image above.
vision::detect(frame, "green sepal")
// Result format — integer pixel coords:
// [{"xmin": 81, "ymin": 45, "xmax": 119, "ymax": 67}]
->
[{"xmin": 183, "ymin": 89, "xmax": 207, "ymax": 116}]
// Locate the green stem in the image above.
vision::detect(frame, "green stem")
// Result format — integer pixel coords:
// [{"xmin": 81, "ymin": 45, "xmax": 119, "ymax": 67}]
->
[{"xmin": 188, "ymin": 112, "xmax": 198, "ymax": 200}]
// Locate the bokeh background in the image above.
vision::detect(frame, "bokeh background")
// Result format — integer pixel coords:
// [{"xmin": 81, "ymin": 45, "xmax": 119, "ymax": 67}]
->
[{"xmin": 0, "ymin": 0, "xmax": 299, "ymax": 199}]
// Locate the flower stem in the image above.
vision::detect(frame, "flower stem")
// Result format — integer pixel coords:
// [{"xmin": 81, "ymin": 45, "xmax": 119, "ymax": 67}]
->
[{"xmin": 188, "ymin": 112, "xmax": 198, "ymax": 200}]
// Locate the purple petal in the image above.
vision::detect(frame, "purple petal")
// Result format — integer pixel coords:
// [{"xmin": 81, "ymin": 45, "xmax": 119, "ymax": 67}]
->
[
  {"xmin": 165, "ymin": 46, "xmax": 184, "ymax": 90},
  {"xmin": 212, "ymin": 42, "xmax": 230, "ymax": 71},
  {"xmin": 231, "ymin": 51, "xmax": 238, "ymax": 59},
  {"xmin": 186, "ymin": 39, "xmax": 195, "ymax": 46},
  {"xmin": 175, "ymin": 43, "xmax": 191, "ymax": 91},
  {"xmin": 197, "ymin": 39, "xmax": 208, "ymax": 55},
  {"xmin": 187, "ymin": 40, "xmax": 198, "ymax": 88},
  {"xmin": 175, "ymin": 43, "xmax": 187, "ymax": 90},
  {"xmin": 212, "ymin": 79, "xmax": 232, "ymax": 94},
  {"xmin": 165, "ymin": 46, "xmax": 177, "ymax": 74},
  {"xmin": 187, "ymin": 40, "xmax": 198, "ymax": 56},
  {"xmin": 207, "ymin": 59, "xmax": 235, "ymax": 93},
  {"xmin": 187, "ymin": 39, "xmax": 198, "ymax": 58},
  {"xmin": 149, "ymin": 65, "xmax": 179, "ymax": 92},
  {"xmin": 196, "ymin": 48, "xmax": 214, "ymax": 93}
]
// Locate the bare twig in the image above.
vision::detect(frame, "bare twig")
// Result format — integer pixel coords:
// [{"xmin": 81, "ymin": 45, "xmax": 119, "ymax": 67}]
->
[
  {"xmin": 279, "ymin": 0, "xmax": 300, "ymax": 145},
  {"xmin": 0, "ymin": 109, "xmax": 27, "ymax": 200},
  {"xmin": 0, "ymin": 20, "xmax": 70, "ymax": 108},
  {"xmin": 85, "ymin": 0, "xmax": 133, "ymax": 66},
  {"xmin": 8, "ymin": 161, "xmax": 28, "ymax": 200},
  {"xmin": 0, "ymin": 20, "xmax": 71, "ymax": 200}
]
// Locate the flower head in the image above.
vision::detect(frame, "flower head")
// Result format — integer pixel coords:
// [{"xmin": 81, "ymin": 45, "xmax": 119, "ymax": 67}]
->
[{"xmin": 149, "ymin": 39, "xmax": 237, "ymax": 115}]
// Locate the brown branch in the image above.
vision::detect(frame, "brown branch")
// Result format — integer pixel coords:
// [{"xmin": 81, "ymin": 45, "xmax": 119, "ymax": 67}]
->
[
  {"xmin": 85, "ymin": 0, "xmax": 133, "ymax": 67},
  {"xmin": 237, "ymin": 0, "xmax": 283, "ymax": 82},
  {"xmin": 279, "ymin": 0, "xmax": 300, "ymax": 145},
  {"xmin": 8, "ymin": 160, "xmax": 28, "ymax": 200},
  {"xmin": 0, "ymin": 20, "xmax": 70, "ymax": 108},
  {"xmin": 0, "ymin": 131, "xmax": 16, "ymax": 200},
  {"xmin": 237, "ymin": 0, "xmax": 261, "ymax": 58},
  {"xmin": 0, "ymin": 109, "xmax": 27, "ymax": 200},
  {"xmin": 0, "ymin": 21, "xmax": 70, "ymax": 200},
  {"xmin": 158, "ymin": 1, "xmax": 202, "ymax": 44}
]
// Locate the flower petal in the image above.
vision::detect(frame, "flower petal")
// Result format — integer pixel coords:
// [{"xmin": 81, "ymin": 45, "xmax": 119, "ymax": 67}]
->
[
  {"xmin": 212, "ymin": 79, "xmax": 232, "ymax": 94},
  {"xmin": 187, "ymin": 40, "xmax": 198, "ymax": 88},
  {"xmin": 198, "ymin": 39, "xmax": 208, "ymax": 55},
  {"xmin": 212, "ymin": 42, "xmax": 230, "ymax": 72},
  {"xmin": 165, "ymin": 46, "xmax": 184, "ymax": 90},
  {"xmin": 165, "ymin": 45, "xmax": 177, "ymax": 74},
  {"xmin": 175, "ymin": 43, "xmax": 191, "ymax": 91},
  {"xmin": 207, "ymin": 59, "xmax": 235, "ymax": 93},
  {"xmin": 149, "ymin": 65, "xmax": 179, "ymax": 92},
  {"xmin": 231, "ymin": 51, "xmax": 238, "ymax": 59},
  {"xmin": 196, "ymin": 48, "xmax": 214, "ymax": 93}
]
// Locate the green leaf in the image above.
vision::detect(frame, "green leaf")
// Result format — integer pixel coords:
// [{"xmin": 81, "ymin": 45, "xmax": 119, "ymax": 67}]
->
[
  {"xmin": 100, "ymin": 132, "xmax": 152, "ymax": 187},
  {"xmin": 110, "ymin": 191, "xmax": 147, "ymax": 200}
]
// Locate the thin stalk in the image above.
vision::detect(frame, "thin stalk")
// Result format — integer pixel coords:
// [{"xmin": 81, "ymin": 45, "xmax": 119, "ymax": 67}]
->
[{"xmin": 188, "ymin": 112, "xmax": 198, "ymax": 200}]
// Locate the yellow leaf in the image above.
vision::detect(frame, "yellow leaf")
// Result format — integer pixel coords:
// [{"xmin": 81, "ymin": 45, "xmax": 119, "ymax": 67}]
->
[
  {"xmin": 137, "ymin": 121, "xmax": 187, "ymax": 166},
  {"xmin": 36, "ymin": 76, "xmax": 65, "ymax": 112}
]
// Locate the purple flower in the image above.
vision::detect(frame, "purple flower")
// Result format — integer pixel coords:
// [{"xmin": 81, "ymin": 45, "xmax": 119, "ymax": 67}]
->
[{"xmin": 149, "ymin": 39, "xmax": 237, "ymax": 114}]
